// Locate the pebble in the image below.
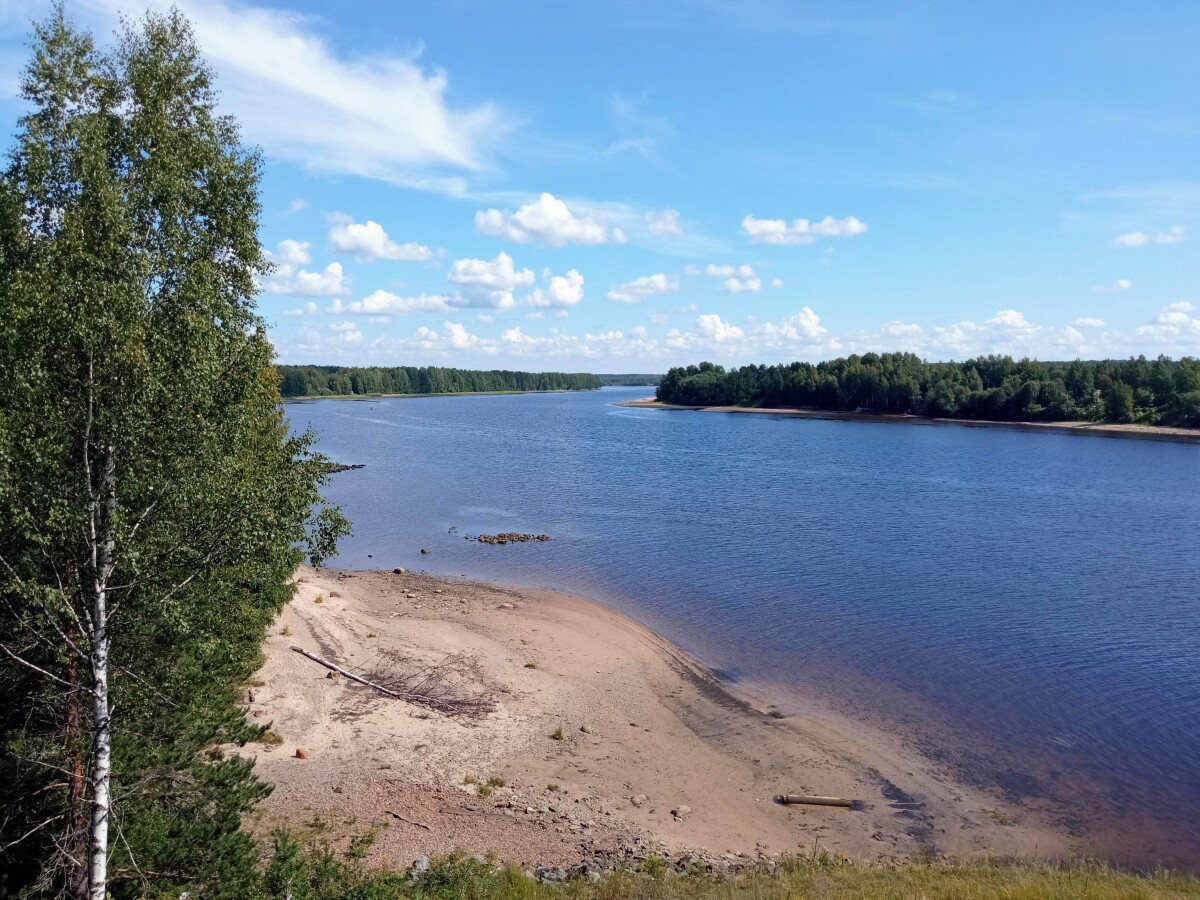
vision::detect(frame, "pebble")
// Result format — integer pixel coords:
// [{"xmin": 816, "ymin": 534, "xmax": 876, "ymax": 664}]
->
[
  {"xmin": 630, "ymin": 794, "xmax": 648, "ymax": 808},
  {"xmin": 670, "ymin": 805, "xmax": 691, "ymax": 819}
]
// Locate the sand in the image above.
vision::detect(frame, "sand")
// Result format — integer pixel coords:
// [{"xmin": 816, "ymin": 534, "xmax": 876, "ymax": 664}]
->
[
  {"xmin": 236, "ymin": 566, "xmax": 1077, "ymax": 870},
  {"xmin": 618, "ymin": 399, "xmax": 1200, "ymax": 444}
]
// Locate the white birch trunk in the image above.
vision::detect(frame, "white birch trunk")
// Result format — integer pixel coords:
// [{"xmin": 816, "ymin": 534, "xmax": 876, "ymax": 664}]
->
[{"xmin": 87, "ymin": 446, "xmax": 116, "ymax": 900}]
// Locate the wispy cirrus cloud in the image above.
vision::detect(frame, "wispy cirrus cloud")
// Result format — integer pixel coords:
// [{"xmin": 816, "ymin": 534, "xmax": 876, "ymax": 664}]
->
[{"xmin": 51, "ymin": 0, "xmax": 510, "ymax": 194}]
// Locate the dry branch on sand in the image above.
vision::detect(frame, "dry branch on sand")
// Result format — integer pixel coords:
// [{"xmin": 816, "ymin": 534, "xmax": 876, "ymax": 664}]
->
[{"xmin": 291, "ymin": 646, "xmax": 496, "ymax": 720}]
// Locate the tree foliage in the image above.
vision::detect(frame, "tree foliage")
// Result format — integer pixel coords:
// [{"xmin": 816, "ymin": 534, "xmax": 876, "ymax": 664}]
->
[
  {"xmin": 276, "ymin": 364, "xmax": 601, "ymax": 397},
  {"xmin": 0, "ymin": 8, "xmax": 345, "ymax": 898},
  {"xmin": 656, "ymin": 354, "xmax": 1200, "ymax": 427}
]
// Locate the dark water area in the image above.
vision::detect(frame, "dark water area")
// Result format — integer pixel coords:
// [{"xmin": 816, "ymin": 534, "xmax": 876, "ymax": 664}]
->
[{"xmin": 288, "ymin": 386, "xmax": 1200, "ymax": 866}]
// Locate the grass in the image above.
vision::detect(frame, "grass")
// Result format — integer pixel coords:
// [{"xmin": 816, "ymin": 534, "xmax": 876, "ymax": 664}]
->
[
  {"xmin": 546, "ymin": 783, "xmax": 560, "ymax": 792},
  {"xmin": 262, "ymin": 841, "xmax": 1200, "ymax": 900},
  {"xmin": 313, "ymin": 594, "xmax": 324, "ymax": 604},
  {"xmin": 486, "ymin": 776, "xmax": 506, "ymax": 788},
  {"xmin": 257, "ymin": 730, "xmax": 283, "ymax": 747},
  {"xmin": 550, "ymin": 726, "xmax": 564, "ymax": 741}
]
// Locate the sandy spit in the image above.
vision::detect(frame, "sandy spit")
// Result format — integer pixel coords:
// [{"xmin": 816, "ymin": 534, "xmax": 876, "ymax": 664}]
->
[
  {"xmin": 239, "ymin": 567, "xmax": 1071, "ymax": 871},
  {"xmin": 618, "ymin": 399, "xmax": 1200, "ymax": 444}
]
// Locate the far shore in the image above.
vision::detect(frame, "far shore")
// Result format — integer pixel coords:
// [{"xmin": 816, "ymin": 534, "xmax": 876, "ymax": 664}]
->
[
  {"xmin": 619, "ymin": 398, "xmax": 1200, "ymax": 444},
  {"xmin": 241, "ymin": 566, "xmax": 1088, "ymax": 872},
  {"xmin": 284, "ymin": 387, "xmax": 601, "ymax": 403}
]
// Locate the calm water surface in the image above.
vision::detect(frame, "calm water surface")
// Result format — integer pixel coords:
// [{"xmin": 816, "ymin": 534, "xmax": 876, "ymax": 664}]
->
[{"xmin": 288, "ymin": 387, "xmax": 1200, "ymax": 865}]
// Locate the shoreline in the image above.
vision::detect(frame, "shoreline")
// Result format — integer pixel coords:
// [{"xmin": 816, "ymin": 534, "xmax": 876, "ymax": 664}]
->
[
  {"xmin": 241, "ymin": 566, "xmax": 1081, "ymax": 871},
  {"xmin": 618, "ymin": 399, "xmax": 1200, "ymax": 444}
]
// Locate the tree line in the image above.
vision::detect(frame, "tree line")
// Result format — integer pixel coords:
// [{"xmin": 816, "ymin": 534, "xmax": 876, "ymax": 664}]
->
[
  {"xmin": 277, "ymin": 365, "xmax": 601, "ymax": 397},
  {"xmin": 656, "ymin": 354, "xmax": 1200, "ymax": 427}
]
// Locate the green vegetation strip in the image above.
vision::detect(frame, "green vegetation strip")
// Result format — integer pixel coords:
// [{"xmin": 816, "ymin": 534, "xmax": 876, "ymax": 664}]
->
[{"xmin": 256, "ymin": 841, "xmax": 1200, "ymax": 900}]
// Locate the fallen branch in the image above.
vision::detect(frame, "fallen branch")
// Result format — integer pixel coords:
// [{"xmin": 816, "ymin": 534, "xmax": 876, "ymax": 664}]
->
[
  {"xmin": 290, "ymin": 646, "xmax": 495, "ymax": 719},
  {"xmin": 386, "ymin": 811, "xmax": 432, "ymax": 831}
]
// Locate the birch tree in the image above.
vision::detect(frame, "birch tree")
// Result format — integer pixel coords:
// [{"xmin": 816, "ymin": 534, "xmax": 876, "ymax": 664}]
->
[{"xmin": 0, "ymin": 9, "xmax": 346, "ymax": 898}]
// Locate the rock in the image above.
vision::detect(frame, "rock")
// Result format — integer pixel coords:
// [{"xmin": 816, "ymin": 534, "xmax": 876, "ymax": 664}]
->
[
  {"xmin": 670, "ymin": 805, "xmax": 691, "ymax": 819},
  {"xmin": 769, "ymin": 711, "xmax": 785, "ymax": 719},
  {"xmin": 393, "ymin": 567, "xmax": 407, "ymax": 575},
  {"xmin": 534, "ymin": 866, "xmax": 567, "ymax": 884},
  {"xmin": 412, "ymin": 855, "xmax": 430, "ymax": 873},
  {"xmin": 630, "ymin": 794, "xmax": 648, "ymax": 808},
  {"xmin": 325, "ymin": 671, "xmax": 339, "ymax": 679},
  {"xmin": 497, "ymin": 602, "xmax": 516, "ymax": 610},
  {"xmin": 294, "ymin": 748, "xmax": 309, "ymax": 759},
  {"xmin": 476, "ymin": 532, "xmax": 551, "ymax": 545},
  {"xmin": 332, "ymin": 784, "xmax": 343, "ymax": 794},
  {"xmin": 420, "ymin": 548, "xmax": 430, "ymax": 554},
  {"xmin": 580, "ymin": 724, "xmax": 592, "ymax": 734}
]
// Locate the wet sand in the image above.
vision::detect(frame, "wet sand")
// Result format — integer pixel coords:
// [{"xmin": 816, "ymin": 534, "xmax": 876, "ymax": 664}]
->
[
  {"xmin": 618, "ymin": 399, "xmax": 1200, "ymax": 444},
  {"xmin": 240, "ymin": 567, "xmax": 1074, "ymax": 869}
]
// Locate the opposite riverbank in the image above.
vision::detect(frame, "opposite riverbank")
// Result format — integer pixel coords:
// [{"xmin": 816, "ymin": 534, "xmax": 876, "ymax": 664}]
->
[
  {"xmin": 618, "ymin": 399, "xmax": 1200, "ymax": 444},
  {"xmin": 240, "ymin": 567, "xmax": 1078, "ymax": 872}
]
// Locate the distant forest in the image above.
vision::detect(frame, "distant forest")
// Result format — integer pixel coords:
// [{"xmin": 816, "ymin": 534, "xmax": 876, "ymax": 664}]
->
[
  {"xmin": 278, "ymin": 365, "xmax": 601, "ymax": 397},
  {"xmin": 597, "ymin": 373, "xmax": 662, "ymax": 386},
  {"xmin": 656, "ymin": 354, "xmax": 1200, "ymax": 428}
]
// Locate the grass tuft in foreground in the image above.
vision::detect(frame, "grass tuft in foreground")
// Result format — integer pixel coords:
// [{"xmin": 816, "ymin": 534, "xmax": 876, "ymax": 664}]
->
[{"xmin": 256, "ymin": 836, "xmax": 1200, "ymax": 900}]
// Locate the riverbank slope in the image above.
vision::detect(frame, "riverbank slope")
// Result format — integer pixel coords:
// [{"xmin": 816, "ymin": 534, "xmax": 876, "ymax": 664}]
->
[{"xmin": 240, "ymin": 567, "xmax": 1071, "ymax": 870}]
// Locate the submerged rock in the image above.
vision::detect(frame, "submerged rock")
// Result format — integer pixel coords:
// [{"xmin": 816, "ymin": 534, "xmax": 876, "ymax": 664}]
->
[{"xmin": 476, "ymin": 532, "xmax": 551, "ymax": 545}]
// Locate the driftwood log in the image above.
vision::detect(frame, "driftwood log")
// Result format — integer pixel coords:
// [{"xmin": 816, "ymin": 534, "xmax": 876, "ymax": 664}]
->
[{"xmin": 774, "ymin": 794, "xmax": 856, "ymax": 809}]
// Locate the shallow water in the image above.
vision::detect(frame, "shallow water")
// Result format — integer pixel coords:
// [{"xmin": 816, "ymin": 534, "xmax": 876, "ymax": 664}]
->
[{"xmin": 288, "ymin": 387, "xmax": 1200, "ymax": 866}]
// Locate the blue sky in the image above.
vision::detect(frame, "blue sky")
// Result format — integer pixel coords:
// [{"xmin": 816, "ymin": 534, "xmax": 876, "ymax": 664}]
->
[{"xmin": 2, "ymin": 1, "xmax": 1198, "ymax": 371}]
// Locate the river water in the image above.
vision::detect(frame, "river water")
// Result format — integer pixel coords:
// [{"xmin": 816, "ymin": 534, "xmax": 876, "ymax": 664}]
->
[{"xmin": 287, "ymin": 387, "xmax": 1200, "ymax": 866}]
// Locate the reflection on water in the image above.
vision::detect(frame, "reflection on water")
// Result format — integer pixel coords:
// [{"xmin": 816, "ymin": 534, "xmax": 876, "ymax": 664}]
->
[{"xmin": 289, "ymin": 387, "xmax": 1200, "ymax": 866}]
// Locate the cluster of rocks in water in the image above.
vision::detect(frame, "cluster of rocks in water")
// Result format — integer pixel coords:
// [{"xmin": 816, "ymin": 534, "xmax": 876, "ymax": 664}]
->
[
  {"xmin": 472, "ymin": 532, "xmax": 551, "ymax": 545},
  {"xmin": 324, "ymin": 462, "xmax": 365, "ymax": 474}
]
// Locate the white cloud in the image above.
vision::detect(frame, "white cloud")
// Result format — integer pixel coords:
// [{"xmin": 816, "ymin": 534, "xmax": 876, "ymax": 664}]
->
[
  {"xmin": 474, "ymin": 193, "xmax": 619, "ymax": 246},
  {"xmin": 269, "ymin": 239, "xmax": 312, "ymax": 266},
  {"xmin": 1113, "ymin": 225, "xmax": 1185, "ymax": 248},
  {"xmin": 688, "ymin": 263, "xmax": 757, "ymax": 278},
  {"xmin": 1092, "ymin": 278, "xmax": 1132, "ymax": 292},
  {"xmin": 742, "ymin": 214, "xmax": 868, "ymax": 245},
  {"xmin": 607, "ymin": 273, "xmax": 680, "ymax": 304},
  {"xmin": 75, "ymin": 0, "xmax": 507, "ymax": 193},
  {"xmin": 447, "ymin": 252, "xmax": 535, "ymax": 309},
  {"xmin": 648, "ymin": 313, "xmax": 670, "ymax": 326},
  {"xmin": 985, "ymin": 309, "xmax": 1035, "ymax": 330},
  {"xmin": 262, "ymin": 240, "xmax": 349, "ymax": 296},
  {"xmin": 340, "ymin": 290, "xmax": 452, "ymax": 315},
  {"xmin": 722, "ymin": 277, "xmax": 762, "ymax": 294},
  {"xmin": 646, "ymin": 209, "xmax": 682, "ymax": 235},
  {"xmin": 526, "ymin": 268, "xmax": 584, "ymax": 309},
  {"xmin": 1074, "ymin": 317, "xmax": 1106, "ymax": 327},
  {"xmin": 695, "ymin": 313, "xmax": 745, "ymax": 342},
  {"xmin": 328, "ymin": 216, "xmax": 432, "ymax": 261},
  {"xmin": 283, "ymin": 198, "xmax": 308, "ymax": 215},
  {"xmin": 771, "ymin": 278, "xmax": 784, "ymax": 289}
]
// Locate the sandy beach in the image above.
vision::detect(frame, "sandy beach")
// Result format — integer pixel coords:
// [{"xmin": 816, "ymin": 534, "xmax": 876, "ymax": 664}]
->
[
  {"xmin": 618, "ymin": 399, "xmax": 1200, "ymax": 444},
  {"xmin": 239, "ymin": 566, "xmax": 1075, "ymax": 871}
]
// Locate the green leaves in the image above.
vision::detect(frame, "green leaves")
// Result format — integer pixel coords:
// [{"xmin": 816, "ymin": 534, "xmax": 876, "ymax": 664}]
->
[{"xmin": 0, "ymin": 7, "xmax": 345, "ymax": 896}]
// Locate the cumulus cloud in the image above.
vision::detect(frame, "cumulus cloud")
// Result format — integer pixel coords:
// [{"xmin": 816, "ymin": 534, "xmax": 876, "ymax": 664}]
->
[
  {"xmin": 262, "ymin": 240, "xmax": 349, "ymax": 296},
  {"xmin": 328, "ymin": 216, "xmax": 432, "ymax": 261},
  {"xmin": 606, "ymin": 274, "xmax": 680, "ymax": 304},
  {"xmin": 475, "ymin": 193, "xmax": 623, "ymax": 246},
  {"xmin": 526, "ymin": 269, "xmax": 585, "ymax": 309},
  {"xmin": 722, "ymin": 277, "xmax": 762, "ymax": 294},
  {"xmin": 646, "ymin": 209, "xmax": 682, "ymax": 235},
  {"xmin": 447, "ymin": 252, "xmax": 536, "ymax": 308},
  {"xmin": 695, "ymin": 313, "xmax": 745, "ymax": 341},
  {"xmin": 742, "ymin": 214, "xmax": 868, "ymax": 245},
  {"xmin": 1113, "ymin": 226, "xmax": 1185, "ymax": 248},
  {"xmin": 1093, "ymin": 278, "xmax": 1132, "ymax": 292}
]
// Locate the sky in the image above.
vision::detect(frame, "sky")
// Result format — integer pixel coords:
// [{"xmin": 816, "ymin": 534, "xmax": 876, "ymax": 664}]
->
[{"xmin": 1, "ymin": 0, "xmax": 1198, "ymax": 372}]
